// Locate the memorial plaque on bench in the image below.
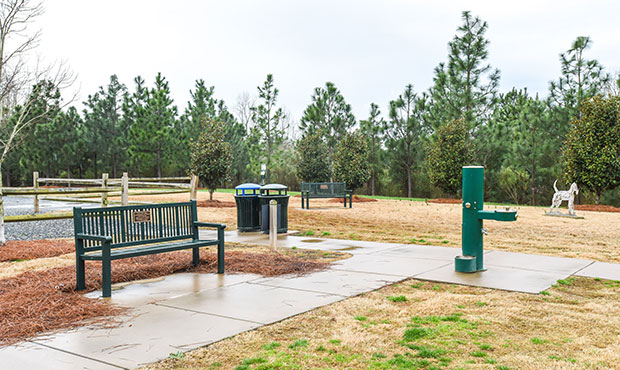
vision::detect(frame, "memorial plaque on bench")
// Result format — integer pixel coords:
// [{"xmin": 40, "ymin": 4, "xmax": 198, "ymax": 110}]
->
[
  {"xmin": 132, "ymin": 210, "xmax": 151, "ymax": 223},
  {"xmin": 320, "ymin": 184, "xmax": 328, "ymax": 190}
]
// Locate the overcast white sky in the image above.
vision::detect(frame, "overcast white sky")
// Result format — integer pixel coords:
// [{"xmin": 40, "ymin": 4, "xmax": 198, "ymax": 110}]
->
[{"xmin": 37, "ymin": 0, "xmax": 620, "ymax": 123}]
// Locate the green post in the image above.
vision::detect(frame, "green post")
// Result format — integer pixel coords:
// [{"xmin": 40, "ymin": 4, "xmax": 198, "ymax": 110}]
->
[{"xmin": 455, "ymin": 166, "xmax": 517, "ymax": 273}]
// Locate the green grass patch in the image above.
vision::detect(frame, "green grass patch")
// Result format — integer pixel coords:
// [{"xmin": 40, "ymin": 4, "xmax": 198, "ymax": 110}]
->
[
  {"xmin": 387, "ymin": 295, "xmax": 408, "ymax": 302},
  {"xmin": 261, "ymin": 342, "xmax": 281, "ymax": 350},
  {"xmin": 530, "ymin": 337, "xmax": 548, "ymax": 344},
  {"xmin": 288, "ymin": 339, "xmax": 308, "ymax": 349},
  {"xmin": 354, "ymin": 315, "xmax": 367, "ymax": 321}
]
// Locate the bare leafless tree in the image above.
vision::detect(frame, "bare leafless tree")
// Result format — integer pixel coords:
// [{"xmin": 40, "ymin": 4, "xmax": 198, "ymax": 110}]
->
[
  {"xmin": 233, "ymin": 91, "xmax": 255, "ymax": 132},
  {"xmin": 0, "ymin": 0, "xmax": 75, "ymax": 244}
]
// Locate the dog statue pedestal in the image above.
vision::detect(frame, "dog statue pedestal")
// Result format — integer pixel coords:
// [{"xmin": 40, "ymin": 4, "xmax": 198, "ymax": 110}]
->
[{"xmin": 544, "ymin": 180, "xmax": 584, "ymax": 219}]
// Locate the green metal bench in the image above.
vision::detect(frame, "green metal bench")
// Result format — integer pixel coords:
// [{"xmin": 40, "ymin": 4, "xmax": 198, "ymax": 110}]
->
[
  {"xmin": 73, "ymin": 200, "xmax": 225, "ymax": 297},
  {"xmin": 300, "ymin": 182, "xmax": 353, "ymax": 209}
]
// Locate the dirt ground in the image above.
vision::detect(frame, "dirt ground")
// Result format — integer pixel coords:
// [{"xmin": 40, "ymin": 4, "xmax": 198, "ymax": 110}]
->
[{"xmin": 132, "ymin": 191, "xmax": 620, "ymax": 263}]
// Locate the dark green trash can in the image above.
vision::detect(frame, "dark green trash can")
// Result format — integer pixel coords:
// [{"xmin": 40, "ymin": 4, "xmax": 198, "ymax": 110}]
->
[
  {"xmin": 235, "ymin": 183, "xmax": 261, "ymax": 232},
  {"xmin": 259, "ymin": 184, "xmax": 289, "ymax": 233}
]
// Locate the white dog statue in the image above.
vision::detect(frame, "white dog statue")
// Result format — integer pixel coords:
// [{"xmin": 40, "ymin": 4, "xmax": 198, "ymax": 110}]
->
[{"xmin": 549, "ymin": 180, "xmax": 579, "ymax": 216}]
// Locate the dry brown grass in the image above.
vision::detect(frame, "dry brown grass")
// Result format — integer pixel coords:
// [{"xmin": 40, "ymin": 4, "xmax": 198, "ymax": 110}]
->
[
  {"xmin": 141, "ymin": 277, "xmax": 620, "ymax": 370},
  {"xmin": 134, "ymin": 191, "xmax": 620, "ymax": 263}
]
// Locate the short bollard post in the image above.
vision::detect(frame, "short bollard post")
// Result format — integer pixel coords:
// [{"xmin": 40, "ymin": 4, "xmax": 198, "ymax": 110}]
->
[
  {"xmin": 455, "ymin": 166, "xmax": 518, "ymax": 273},
  {"xmin": 269, "ymin": 199, "xmax": 277, "ymax": 251}
]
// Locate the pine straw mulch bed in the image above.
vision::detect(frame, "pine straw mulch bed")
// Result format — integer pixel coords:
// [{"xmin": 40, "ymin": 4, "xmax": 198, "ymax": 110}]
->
[
  {"xmin": 196, "ymin": 199, "xmax": 235, "ymax": 208},
  {"xmin": 575, "ymin": 204, "xmax": 620, "ymax": 213},
  {"xmin": 0, "ymin": 239, "xmax": 75, "ymax": 262},
  {"xmin": 0, "ymin": 249, "xmax": 332, "ymax": 346},
  {"xmin": 428, "ymin": 198, "xmax": 462, "ymax": 204},
  {"xmin": 327, "ymin": 194, "xmax": 377, "ymax": 203}
]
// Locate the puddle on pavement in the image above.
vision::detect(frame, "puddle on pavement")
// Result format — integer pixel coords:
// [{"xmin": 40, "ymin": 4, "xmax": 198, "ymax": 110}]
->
[
  {"xmin": 337, "ymin": 246, "xmax": 362, "ymax": 251},
  {"xmin": 301, "ymin": 239, "xmax": 325, "ymax": 243}
]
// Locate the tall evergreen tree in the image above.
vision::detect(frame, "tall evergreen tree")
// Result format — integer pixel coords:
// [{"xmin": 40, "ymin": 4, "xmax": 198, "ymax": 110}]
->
[
  {"xmin": 549, "ymin": 36, "xmax": 610, "ymax": 120},
  {"xmin": 82, "ymin": 75, "xmax": 127, "ymax": 178},
  {"xmin": 249, "ymin": 74, "xmax": 287, "ymax": 183},
  {"xmin": 189, "ymin": 119, "xmax": 232, "ymax": 200},
  {"xmin": 333, "ymin": 131, "xmax": 370, "ymax": 192},
  {"xmin": 384, "ymin": 85, "xmax": 427, "ymax": 198},
  {"xmin": 427, "ymin": 11, "xmax": 500, "ymax": 131},
  {"xmin": 359, "ymin": 103, "xmax": 384, "ymax": 195},
  {"xmin": 128, "ymin": 73, "xmax": 177, "ymax": 177},
  {"xmin": 426, "ymin": 118, "xmax": 472, "ymax": 196},
  {"xmin": 295, "ymin": 132, "xmax": 330, "ymax": 183},
  {"xmin": 563, "ymin": 96, "xmax": 620, "ymax": 204},
  {"xmin": 299, "ymin": 82, "xmax": 355, "ymax": 179},
  {"xmin": 179, "ymin": 80, "xmax": 249, "ymax": 183}
]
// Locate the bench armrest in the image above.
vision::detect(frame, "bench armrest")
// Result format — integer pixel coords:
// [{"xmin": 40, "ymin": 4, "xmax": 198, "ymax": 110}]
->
[
  {"xmin": 194, "ymin": 221, "xmax": 226, "ymax": 230},
  {"xmin": 76, "ymin": 233, "xmax": 112, "ymax": 243}
]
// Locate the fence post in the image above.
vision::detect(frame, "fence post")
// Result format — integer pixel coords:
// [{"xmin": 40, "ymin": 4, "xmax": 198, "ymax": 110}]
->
[
  {"xmin": 33, "ymin": 171, "xmax": 39, "ymax": 213},
  {"xmin": 121, "ymin": 172, "xmax": 129, "ymax": 206},
  {"xmin": 269, "ymin": 199, "xmax": 277, "ymax": 251},
  {"xmin": 101, "ymin": 173, "xmax": 109, "ymax": 207},
  {"xmin": 190, "ymin": 174, "xmax": 198, "ymax": 201}
]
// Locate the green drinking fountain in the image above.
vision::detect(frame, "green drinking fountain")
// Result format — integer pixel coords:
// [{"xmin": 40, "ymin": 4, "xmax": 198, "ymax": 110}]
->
[{"xmin": 455, "ymin": 166, "xmax": 518, "ymax": 273}]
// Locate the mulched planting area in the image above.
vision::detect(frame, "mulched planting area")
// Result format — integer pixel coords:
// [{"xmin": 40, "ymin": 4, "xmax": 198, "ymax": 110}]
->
[
  {"xmin": 0, "ymin": 249, "xmax": 329, "ymax": 346},
  {"xmin": 575, "ymin": 204, "xmax": 620, "ymax": 213},
  {"xmin": 428, "ymin": 198, "xmax": 462, "ymax": 204},
  {"xmin": 0, "ymin": 239, "xmax": 74, "ymax": 262},
  {"xmin": 196, "ymin": 199, "xmax": 235, "ymax": 208},
  {"xmin": 327, "ymin": 195, "xmax": 377, "ymax": 203}
]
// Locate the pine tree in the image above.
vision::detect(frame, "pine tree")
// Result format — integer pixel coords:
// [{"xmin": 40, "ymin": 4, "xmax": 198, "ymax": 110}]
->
[
  {"xmin": 82, "ymin": 75, "xmax": 127, "ymax": 178},
  {"xmin": 249, "ymin": 74, "xmax": 287, "ymax": 183},
  {"xmin": 128, "ymin": 73, "xmax": 177, "ymax": 177},
  {"xmin": 299, "ymin": 82, "xmax": 355, "ymax": 179},
  {"xmin": 549, "ymin": 36, "xmax": 610, "ymax": 119},
  {"xmin": 179, "ymin": 80, "xmax": 249, "ymax": 184},
  {"xmin": 427, "ymin": 11, "xmax": 500, "ymax": 131},
  {"xmin": 384, "ymin": 85, "xmax": 427, "ymax": 198},
  {"xmin": 359, "ymin": 103, "xmax": 384, "ymax": 195}
]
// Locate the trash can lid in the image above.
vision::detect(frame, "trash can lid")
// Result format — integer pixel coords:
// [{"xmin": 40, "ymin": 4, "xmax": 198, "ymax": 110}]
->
[
  {"xmin": 235, "ymin": 183, "xmax": 261, "ymax": 190},
  {"xmin": 261, "ymin": 184, "xmax": 287, "ymax": 190}
]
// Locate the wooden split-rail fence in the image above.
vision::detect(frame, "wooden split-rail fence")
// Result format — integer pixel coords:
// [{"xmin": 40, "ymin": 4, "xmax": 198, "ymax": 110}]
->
[{"xmin": 2, "ymin": 172, "xmax": 198, "ymax": 223}]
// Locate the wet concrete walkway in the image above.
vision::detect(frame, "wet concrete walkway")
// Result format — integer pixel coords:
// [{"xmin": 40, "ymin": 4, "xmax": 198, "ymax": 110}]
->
[{"xmin": 2, "ymin": 231, "xmax": 619, "ymax": 369}]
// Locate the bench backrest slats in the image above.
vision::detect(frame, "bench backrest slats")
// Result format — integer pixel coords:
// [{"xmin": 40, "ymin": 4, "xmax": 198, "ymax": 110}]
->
[
  {"xmin": 301, "ymin": 182, "xmax": 346, "ymax": 195},
  {"xmin": 75, "ymin": 201, "xmax": 196, "ymax": 252}
]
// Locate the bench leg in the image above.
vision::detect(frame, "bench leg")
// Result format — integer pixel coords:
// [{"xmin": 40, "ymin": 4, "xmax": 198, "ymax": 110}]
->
[
  {"xmin": 343, "ymin": 196, "xmax": 346, "ymax": 208},
  {"xmin": 192, "ymin": 246, "xmax": 200, "ymax": 267},
  {"xmin": 76, "ymin": 257, "xmax": 85, "ymax": 291},
  {"xmin": 217, "ymin": 227, "xmax": 225, "ymax": 274},
  {"xmin": 102, "ymin": 258, "xmax": 111, "ymax": 298},
  {"xmin": 301, "ymin": 195, "xmax": 304, "ymax": 209},
  {"xmin": 349, "ymin": 194, "xmax": 352, "ymax": 208}
]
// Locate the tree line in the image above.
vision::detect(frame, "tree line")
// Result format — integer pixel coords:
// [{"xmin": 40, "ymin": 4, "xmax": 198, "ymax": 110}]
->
[{"xmin": 5, "ymin": 11, "xmax": 620, "ymax": 205}]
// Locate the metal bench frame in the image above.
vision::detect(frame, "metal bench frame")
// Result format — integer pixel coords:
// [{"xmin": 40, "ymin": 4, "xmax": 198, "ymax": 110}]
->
[
  {"xmin": 300, "ymin": 182, "xmax": 353, "ymax": 209},
  {"xmin": 73, "ymin": 200, "xmax": 225, "ymax": 297}
]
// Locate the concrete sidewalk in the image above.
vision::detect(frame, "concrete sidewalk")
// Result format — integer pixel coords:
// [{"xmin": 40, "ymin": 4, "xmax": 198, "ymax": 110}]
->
[{"xmin": 2, "ymin": 231, "xmax": 619, "ymax": 369}]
